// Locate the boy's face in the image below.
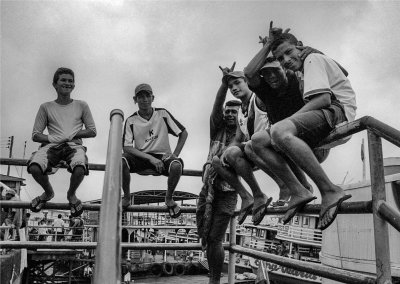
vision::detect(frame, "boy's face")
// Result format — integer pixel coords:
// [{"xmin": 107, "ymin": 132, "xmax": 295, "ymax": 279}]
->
[
  {"xmin": 273, "ymin": 41, "xmax": 302, "ymax": 72},
  {"xmin": 53, "ymin": 74, "xmax": 75, "ymax": 95},
  {"xmin": 227, "ymin": 77, "xmax": 250, "ymax": 100},
  {"xmin": 223, "ymin": 105, "xmax": 239, "ymax": 127},
  {"xmin": 260, "ymin": 67, "xmax": 287, "ymax": 89},
  {"xmin": 134, "ymin": 91, "xmax": 154, "ymax": 111}
]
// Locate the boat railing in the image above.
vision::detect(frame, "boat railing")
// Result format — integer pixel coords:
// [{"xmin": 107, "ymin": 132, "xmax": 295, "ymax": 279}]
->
[
  {"xmin": 2, "ymin": 113, "xmax": 400, "ymax": 284},
  {"xmin": 276, "ymin": 225, "xmax": 322, "ymax": 245}
]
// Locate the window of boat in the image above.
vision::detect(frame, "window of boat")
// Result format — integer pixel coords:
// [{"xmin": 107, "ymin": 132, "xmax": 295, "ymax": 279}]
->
[
  {"xmin": 293, "ymin": 216, "xmax": 299, "ymax": 225},
  {"xmin": 260, "ymin": 230, "xmax": 265, "ymax": 238},
  {"xmin": 303, "ymin": 216, "xmax": 309, "ymax": 226}
]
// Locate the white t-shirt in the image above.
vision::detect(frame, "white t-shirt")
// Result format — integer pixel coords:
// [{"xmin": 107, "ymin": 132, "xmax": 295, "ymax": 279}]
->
[
  {"xmin": 32, "ymin": 100, "xmax": 96, "ymax": 145},
  {"xmin": 53, "ymin": 218, "xmax": 65, "ymax": 232},
  {"xmin": 297, "ymin": 53, "xmax": 357, "ymax": 123},
  {"xmin": 123, "ymin": 108, "xmax": 185, "ymax": 154},
  {"xmin": 238, "ymin": 94, "xmax": 270, "ymax": 140}
]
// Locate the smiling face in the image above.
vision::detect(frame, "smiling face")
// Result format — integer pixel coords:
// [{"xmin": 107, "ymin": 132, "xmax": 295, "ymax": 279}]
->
[
  {"xmin": 223, "ymin": 105, "xmax": 239, "ymax": 127},
  {"xmin": 53, "ymin": 73, "xmax": 75, "ymax": 96},
  {"xmin": 227, "ymin": 77, "xmax": 251, "ymax": 100},
  {"xmin": 272, "ymin": 41, "xmax": 303, "ymax": 72},
  {"xmin": 260, "ymin": 66, "xmax": 287, "ymax": 89}
]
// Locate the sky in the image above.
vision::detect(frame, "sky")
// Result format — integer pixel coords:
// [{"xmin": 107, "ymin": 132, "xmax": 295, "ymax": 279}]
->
[{"xmin": 1, "ymin": 1, "xmax": 400, "ymax": 205}]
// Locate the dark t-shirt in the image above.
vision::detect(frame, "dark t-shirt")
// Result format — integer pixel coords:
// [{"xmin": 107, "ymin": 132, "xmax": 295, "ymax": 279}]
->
[{"xmin": 249, "ymin": 71, "xmax": 304, "ymax": 124}]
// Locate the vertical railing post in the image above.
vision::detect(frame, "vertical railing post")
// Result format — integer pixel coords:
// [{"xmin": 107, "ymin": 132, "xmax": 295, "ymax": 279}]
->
[
  {"xmin": 94, "ymin": 109, "xmax": 124, "ymax": 284},
  {"xmin": 228, "ymin": 216, "xmax": 236, "ymax": 284},
  {"xmin": 367, "ymin": 130, "xmax": 392, "ymax": 283}
]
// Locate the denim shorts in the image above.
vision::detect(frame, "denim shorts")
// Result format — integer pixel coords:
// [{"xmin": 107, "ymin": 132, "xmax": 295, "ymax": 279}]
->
[
  {"xmin": 122, "ymin": 152, "xmax": 183, "ymax": 175},
  {"xmin": 287, "ymin": 104, "xmax": 347, "ymax": 148}
]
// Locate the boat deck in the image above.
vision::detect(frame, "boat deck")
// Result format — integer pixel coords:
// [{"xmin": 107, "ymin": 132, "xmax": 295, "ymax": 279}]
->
[{"xmin": 132, "ymin": 274, "xmax": 254, "ymax": 284}]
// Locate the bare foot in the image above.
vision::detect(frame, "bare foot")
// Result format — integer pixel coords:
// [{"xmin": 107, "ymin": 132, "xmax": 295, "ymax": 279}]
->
[
  {"xmin": 286, "ymin": 189, "xmax": 315, "ymax": 211},
  {"xmin": 318, "ymin": 188, "xmax": 351, "ymax": 230},
  {"xmin": 252, "ymin": 194, "xmax": 273, "ymax": 225},
  {"xmin": 238, "ymin": 197, "xmax": 254, "ymax": 225}
]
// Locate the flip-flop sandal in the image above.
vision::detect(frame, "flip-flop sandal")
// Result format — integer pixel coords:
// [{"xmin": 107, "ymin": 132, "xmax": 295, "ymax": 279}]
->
[
  {"xmin": 238, "ymin": 202, "xmax": 254, "ymax": 225},
  {"xmin": 282, "ymin": 196, "xmax": 317, "ymax": 225},
  {"xmin": 272, "ymin": 199, "xmax": 289, "ymax": 207},
  {"xmin": 30, "ymin": 196, "xmax": 50, "ymax": 212},
  {"xmin": 167, "ymin": 204, "xmax": 181, "ymax": 218},
  {"xmin": 69, "ymin": 199, "xmax": 84, "ymax": 217},
  {"xmin": 318, "ymin": 194, "xmax": 352, "ymax": 230},
  {"xmin": 252, "ymin": 197, "xmax": 273, "ymax": 226}
]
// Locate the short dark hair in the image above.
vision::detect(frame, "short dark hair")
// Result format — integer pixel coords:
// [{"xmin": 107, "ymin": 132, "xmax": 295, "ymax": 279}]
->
[
  {"xmin": 225, "ymin": 100, "xmax": 241, "ymax": 107},
  {"xmin": 271, "ymin": 33, "xmax": 299, "ymax": 52},
  {"xmin": 58, "ymin": 214, "xmax": 62, "ymax": 218},
  {"xmin": 264, "ymin": 56, "xmax": 278, "ymax": 64},
  {"xmin": 53, "ymin": 67, "xmax": 74, "ymax": 84}
]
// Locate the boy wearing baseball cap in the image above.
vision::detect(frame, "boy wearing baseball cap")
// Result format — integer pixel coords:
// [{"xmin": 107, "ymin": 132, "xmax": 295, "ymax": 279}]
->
[{"xmin": 121, "ymin": 83, "xmax": 188, "ymax": 218}]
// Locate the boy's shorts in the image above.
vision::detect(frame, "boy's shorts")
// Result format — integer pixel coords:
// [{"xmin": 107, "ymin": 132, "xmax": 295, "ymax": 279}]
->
[
  {"xmin": 27, "ymin": 142, "xmax": 89, "ymax": 175},
  {"xmin": 122, "ymin": 152, "xmax": 184, "ymax": 176},
  {"xmin": 201, "ymin": 187, "xmax": 237, "ymax": 243},
  {"xmin": 287, "ymin": 104, "xmax": 347, "ymax": 148}
]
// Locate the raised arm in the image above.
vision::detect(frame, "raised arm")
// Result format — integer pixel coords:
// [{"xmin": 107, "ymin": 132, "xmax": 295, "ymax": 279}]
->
[
  {"xmin": 244, "ymin": 21, "xmax": 289, "ymax": 88},
  {"xmin": 210, "ymin": 62, "xmax": 236, "ymax": 138}
]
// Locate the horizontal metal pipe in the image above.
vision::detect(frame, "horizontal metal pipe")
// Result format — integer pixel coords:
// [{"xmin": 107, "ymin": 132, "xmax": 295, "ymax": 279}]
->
[
  {"xmin": 0, "ymin": 200, "xmax": 372, "ymax": 214},
  {"xmin": 231, "ymin": 245, "xmax": 375, "ymax": 284},
  {"xmin": 361, "ymin": 116, "xmax": 400, "ymax": 148},
  {"xmin": 0, "ymin": 157, "xmax": 202, "ymax": 176},
  {"xmin": 377, "ymin": 200, "xmax": 400, "ymax": 232},
  {"xmin": 0, "ymin": 241, "xmax": 228, "ymax": 250}
]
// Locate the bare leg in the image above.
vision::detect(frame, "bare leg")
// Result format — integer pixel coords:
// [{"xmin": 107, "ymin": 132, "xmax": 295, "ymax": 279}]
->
[
  {"xmin": 222, "ymin": 146, "xmax": 269, "ymax": 223},
  {"xmin": 165, "ymin": 161, "xmax": 182, "ymax": 215},
  {"xmin": 207, "ymin": 238, "xmax": 224, "ymax": 284},
  {"xmin": 271, "ymin": 120, "xmax": 349, "ymax": 228},
  {"xmin": 29, "ymin": 164, "xmax": 54, "ymax": 201},
  {"xmin": 122, "ymin": 161, "xmax": 131, "ymax": 207},
  {"xmin": 67, "ymin": 166, "xmax": 85, "ymax": 204},
  {"xmin": 212, "ymin": 155, "xmax": 253, "ymax": 209},
  {"xmin": 251, "ymin": 132, "xmax": 313, "ymax": 210}
]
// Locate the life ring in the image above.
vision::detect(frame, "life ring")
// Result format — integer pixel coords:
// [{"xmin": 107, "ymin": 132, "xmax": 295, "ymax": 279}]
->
[
  {"xmin": 162, "ymin": 262, "xmax": 174, "ymax": 276},
  {"xmin": 236, "ymin": 258, "xmax": 241, "ymax": 264},
  {"xmin": 150, "ymin": 263, "xmax": 163, "ymax": 277},
  {"xmin": 254, "ymin": 259, "xmax": 260, "ymax": 266},
  {"xmin": 173, "ymin": 263, "xmax": 185, "ymax": 276},
  {"xmin": 185, "ymin": 263, "xmax": 198, "ymax": 275}
]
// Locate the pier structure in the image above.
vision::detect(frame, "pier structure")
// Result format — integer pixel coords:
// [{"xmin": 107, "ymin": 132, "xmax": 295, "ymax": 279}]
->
[{"xmin": 1, "ymin": 111, "xmax": 400, "ymax": 284}]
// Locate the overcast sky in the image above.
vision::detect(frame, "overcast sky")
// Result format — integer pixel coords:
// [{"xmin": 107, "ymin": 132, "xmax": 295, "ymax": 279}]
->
[{"xmin": 1, "ymin": 1, "xmax": 400, "ymax": 205}]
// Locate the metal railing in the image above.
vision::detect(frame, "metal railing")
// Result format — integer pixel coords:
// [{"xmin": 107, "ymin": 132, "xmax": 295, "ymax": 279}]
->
[{"xmin": 1, "ymin": 114, "xmax": 400, "ymax": 284}]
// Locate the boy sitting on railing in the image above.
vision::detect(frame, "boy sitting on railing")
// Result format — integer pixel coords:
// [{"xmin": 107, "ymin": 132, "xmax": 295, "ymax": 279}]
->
[
  {"xmin": 27, "ymin": 67, "xmax": 97, "ymax": 217},
  {"xmin": 251, "ymin": 22, "xmax": 356, "ymax": 230},
  {"xmin": 121, "ymin": 83, "xmax": 188, "ymax": 217}
]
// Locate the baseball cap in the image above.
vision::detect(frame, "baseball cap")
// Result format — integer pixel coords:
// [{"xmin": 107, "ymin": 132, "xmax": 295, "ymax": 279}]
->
[
  {"xmin": 134, "ymin": 83, "xmax": 153, "ymax": 98},
  {"xmin": 223, "ymin": 70, "xmax": 245, "ymax": 82},
  {"xmin": 260, "ymin": 60, "xmax": 281, "ymax": 70}
]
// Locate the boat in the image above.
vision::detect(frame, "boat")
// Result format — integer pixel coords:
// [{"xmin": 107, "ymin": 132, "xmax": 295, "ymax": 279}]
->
[{"xmin": 225, "ymin": 214, "xmax": 323, "ymax": 284}]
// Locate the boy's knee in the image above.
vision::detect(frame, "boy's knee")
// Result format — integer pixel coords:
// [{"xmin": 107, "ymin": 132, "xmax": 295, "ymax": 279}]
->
[
  {"xmin": 224, "ymin": 146, "xmax": 242, "ymax": 165},
  {"xmin": 270, "ymin": 122, "xmax": 294, "ymax": 145},
  {"xmin": 72, "ymin": 165, "xmax": 85, "ymax": 177},
  {"xmin": 169, "ymin": 160, "xmax": 182, "ymax": 173},
  {"xmin": 28, "ymin": 164, "xmax": 43, "ymax": 176},
  {"xmin": 251, "ymin": 131, "xmax": 270, "ymax": 152}
]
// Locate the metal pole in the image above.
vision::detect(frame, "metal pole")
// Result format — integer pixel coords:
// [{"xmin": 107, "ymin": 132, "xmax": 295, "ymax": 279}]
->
[
  {"xmin": 94, "ymin": 109, "xmax": 124, "ymax": 284},
  {"xmin": 7, "ymin": 136, "xmax": 14, "ymax": 175},
  {"xmin": 367, "ymin": 130, "xmax": 392, "ymax": 283},
  {"xmin": 228, "ymin": 216, "xmax": 236, "ymax": 284}
]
